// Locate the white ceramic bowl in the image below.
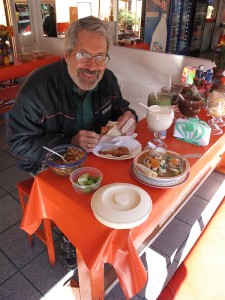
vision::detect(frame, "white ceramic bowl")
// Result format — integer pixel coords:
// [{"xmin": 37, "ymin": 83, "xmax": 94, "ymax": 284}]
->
[
  {"xmin": 133, "ymin": 149, "xmax": 190, "ymax": 185},
  {"xmin": 70, "ymin": 167, "xmax": 103, "ymax": 194}
]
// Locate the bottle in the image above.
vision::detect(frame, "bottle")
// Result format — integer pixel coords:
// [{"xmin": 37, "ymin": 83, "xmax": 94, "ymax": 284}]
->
[
  {"xmin": 195, "ymin": 65, "xmax": 204, "ymax": 79},
  {"xmin": 8, "ymin": 47, "xmax": 14, "ymax": 64},
  {"xmin": 150, "ymin": 13, "xmax": 167, "ymax": 53},
  {"xmin": 3, "ymin": 49, "xmax": 9, "ymax": 66},
  {"xmin": 0, "ymin": 49, "xmax": 3, "ymax": 65}
]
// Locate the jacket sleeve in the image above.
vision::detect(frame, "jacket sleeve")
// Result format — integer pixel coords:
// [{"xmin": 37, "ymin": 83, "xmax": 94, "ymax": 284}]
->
[{"xmin": 8, "ymin": 92, "xmax": 70, "ymax": 174}]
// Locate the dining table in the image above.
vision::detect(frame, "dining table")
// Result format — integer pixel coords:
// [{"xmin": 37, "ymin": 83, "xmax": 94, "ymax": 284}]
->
[
  {"xmin": 0, "ymin": 53, "xmax": 61, "ymax": 82},
  {"xmin": 20, "ymin": 110, "xmax": 225, "ymax": 300}
]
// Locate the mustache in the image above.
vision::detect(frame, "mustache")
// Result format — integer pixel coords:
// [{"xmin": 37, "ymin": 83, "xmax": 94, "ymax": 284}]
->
[{"xmin": 77, "ymin": 68, "xmax": 100, "ymax": 76}]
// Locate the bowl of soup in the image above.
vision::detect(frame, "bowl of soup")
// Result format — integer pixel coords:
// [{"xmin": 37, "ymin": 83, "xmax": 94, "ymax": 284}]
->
[{"xmin": 133, "ymin": 149, "xmax": 190, "ymax": 186}]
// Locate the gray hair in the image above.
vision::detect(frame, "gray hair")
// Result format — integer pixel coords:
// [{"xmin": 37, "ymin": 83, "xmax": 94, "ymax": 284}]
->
[{"xmin": 63, "ymin": 16, "xmax": 112, "ymax": 56}]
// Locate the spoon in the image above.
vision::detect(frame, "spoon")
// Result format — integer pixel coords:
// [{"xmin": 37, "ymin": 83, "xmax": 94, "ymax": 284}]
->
[
  {"xmin": 43, "ymin": 146, "xmax": 68, "ymax": 163},
  {"xmin": 179, "ymin": 153, "xmax": 201, "ymax": 159},
  {"xmin": 146, "ymin": 142, "xmax": 201, "ymax": 159}
]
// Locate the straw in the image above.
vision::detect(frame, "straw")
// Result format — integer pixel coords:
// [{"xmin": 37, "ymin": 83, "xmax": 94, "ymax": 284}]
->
[
  {"xmin": 178, "ymin": 93, "xmax": 185, "ymax": 101},
  {"xmin": 139, "ymin": 102, "xmax": 151, "ymax": 110},
  {"xmin": 154, "ymin": 91, "xmax": 158, "ymax": 100},
  {"xmin": 168, "ymin": 75, "xmax": 171, "ymax": 91}
]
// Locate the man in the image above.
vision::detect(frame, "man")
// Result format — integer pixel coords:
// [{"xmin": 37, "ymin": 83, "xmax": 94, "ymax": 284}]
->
[
  {"xmin": 8, "ymin": 16, "xmax": 138, "ymax": 269},
  {"xmin": 43, "ymin": 5, "xmax": 57, "ymax": 37}
]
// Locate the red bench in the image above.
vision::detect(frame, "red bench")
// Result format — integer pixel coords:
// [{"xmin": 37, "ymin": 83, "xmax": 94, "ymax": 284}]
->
[{"xmin": 157, "ymin": 197, "xmax": 225, "ymax": 300}]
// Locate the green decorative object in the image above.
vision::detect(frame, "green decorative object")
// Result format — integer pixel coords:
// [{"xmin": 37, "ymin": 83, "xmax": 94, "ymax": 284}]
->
[{"xmin": 173, "ymin": 118, "xmax": 211, "ymax": 146}]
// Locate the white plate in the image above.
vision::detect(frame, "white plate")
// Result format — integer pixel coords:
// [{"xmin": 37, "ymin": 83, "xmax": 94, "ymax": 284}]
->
[
  {"xmin": 91, "ymin": 183, "xmax": 152, "ymax": 229},
  {"xmin": 132, "ymin": 165, "xmax": 190, "ymax": 188},
  {"xmin": 93, "ymin": 139, "xmax": 142, "ymax": 160}
]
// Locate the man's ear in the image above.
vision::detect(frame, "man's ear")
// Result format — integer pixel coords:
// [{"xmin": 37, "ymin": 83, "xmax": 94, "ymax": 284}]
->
[{"xmin": 63, "ymin": 53, "xmax": 69, "ymax": 63}]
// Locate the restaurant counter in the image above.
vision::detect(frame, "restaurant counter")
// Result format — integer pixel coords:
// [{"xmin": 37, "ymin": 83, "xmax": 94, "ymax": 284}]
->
[{"xmin": 0, "ymin": 53, "xmax": 61, "ymax": 82}]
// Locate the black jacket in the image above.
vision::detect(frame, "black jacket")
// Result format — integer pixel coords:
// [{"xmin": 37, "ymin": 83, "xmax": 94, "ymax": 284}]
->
[
  {"xmin": 8, "ymin": 59, "xmax": 137, "ymax": 173},
  {"xmin": 43, "ymin": 13, "xmax": 57, "ymax": 37}
]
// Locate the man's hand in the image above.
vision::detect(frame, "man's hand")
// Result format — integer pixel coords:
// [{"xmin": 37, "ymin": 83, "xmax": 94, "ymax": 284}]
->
[
  {"xmin": 71, "ymin": 130, "xmax": 101, "ymax": 152},
  {"xmin": 117, "ymin": 111, "xmax": 137, "ymax": 136}
]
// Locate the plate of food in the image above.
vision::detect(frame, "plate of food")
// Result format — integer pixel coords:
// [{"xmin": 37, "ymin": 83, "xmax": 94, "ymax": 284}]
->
[
  {"xmin": 132, "ymin": 149, "xmax": 190, "ymax": 186},
  {"xmin": 93, "ymin": 142, "xmax": 142, "ymax": 160},
  {"xmin": 93, "ymin": 120, "xmax": 142, "ymax": 160}
]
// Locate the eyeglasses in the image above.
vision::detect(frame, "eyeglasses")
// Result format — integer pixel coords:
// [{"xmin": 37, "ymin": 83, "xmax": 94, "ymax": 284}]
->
[{"xmin": 74, "ymin": 51, "xmax": 110, "ymax": 66}]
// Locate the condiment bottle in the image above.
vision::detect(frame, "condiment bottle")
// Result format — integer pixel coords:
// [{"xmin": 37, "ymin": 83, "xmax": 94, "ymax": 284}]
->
[
  {"xmin": 0, "ymin": 49, "xmax": 4, "ymax": 65},
  {"xmin": 8, "ymin": 47, "xmax": 14, "ymax": 64},
  {"xmin": 3, "ymin": 49, "xmax": 9, "ymax": 65}
]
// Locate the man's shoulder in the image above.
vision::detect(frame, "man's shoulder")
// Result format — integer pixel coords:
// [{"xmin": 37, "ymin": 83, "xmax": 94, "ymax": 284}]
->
[
  {"xmin": 102, "ymin": 68, "xmax": 116, "ymax": 82},
  {"xmin": 26, "ymin": 59, "xmax": 65, "ymax": 82}
]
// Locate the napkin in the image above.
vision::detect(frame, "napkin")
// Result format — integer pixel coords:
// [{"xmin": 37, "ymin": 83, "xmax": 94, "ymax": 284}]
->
[
  {"xmin": 173, "ymin": 118, "xmax": 211, "ymax": 146},
  {"xmin": 95, "ymin": 134, "xmax": 140, "ymax": 154}
]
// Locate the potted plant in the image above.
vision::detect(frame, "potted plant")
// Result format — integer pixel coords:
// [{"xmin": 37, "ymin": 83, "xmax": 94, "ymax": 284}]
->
[{"xmin": 118, "ymin": 9, "xmax": 138, "ymax": 32}]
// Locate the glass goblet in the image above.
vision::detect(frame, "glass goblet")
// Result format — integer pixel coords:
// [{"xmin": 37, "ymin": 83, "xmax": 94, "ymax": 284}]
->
[
  {"xmin": 161, "ymin": 82, "xmax": 185, "ymax": 120},
  {"xmin": 146, "ymin": 105, "xmax": 174, "ymax": 150},
  {"xmin": 178, "ymin": 94, "xmax": 202, "ymax": 119},
  {"xmin": 147, "ymin": 92, "xmax": 172, "ymax": 132},
  {"xmin": 207, "ymin": 91, "xmax": 225, "ymax": 135}
]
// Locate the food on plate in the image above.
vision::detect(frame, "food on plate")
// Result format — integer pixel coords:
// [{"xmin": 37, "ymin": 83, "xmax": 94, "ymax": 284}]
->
[
  {"xmin": 54, "ymin": 146, "xmax": 85, "ymax": 164},
  {"xmin": 136, "ymin": 163, "xmax": 157, "ymax": 177},
  {"xmin": 100, "ymin": 121, "xmax": 121, "ymax": 136},
  {"xmin": 136, "ymin": 149, "xmax": 186, "ymax": 177},
  {"xmin": 98, "ymin": 146, "xmax": 129, "ymax": 157}
]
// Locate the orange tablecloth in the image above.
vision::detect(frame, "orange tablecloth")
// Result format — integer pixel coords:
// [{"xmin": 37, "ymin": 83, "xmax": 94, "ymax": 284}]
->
[
  {"xmin": 20, "ymin": 111, "xmax": 225, "ymax": 299},
  {"xmin": 0, "ymin": 53, "xmax": 61, "ymax": 82}
]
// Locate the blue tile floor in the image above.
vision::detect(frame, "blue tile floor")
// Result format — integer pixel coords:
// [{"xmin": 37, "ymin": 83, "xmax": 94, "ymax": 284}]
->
[{"xmin": 1, "ymin": 120, "xmax": 225, "ymax": 300}]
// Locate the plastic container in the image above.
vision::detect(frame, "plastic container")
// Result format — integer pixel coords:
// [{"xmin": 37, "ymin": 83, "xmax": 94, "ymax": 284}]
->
[
  {"xmin": 45, "ymin": 144, "xmax": 87, "ymax": 176},
  {"xmin": 70, "ymin": 167, "xmax": 103, "ymax": 194}
]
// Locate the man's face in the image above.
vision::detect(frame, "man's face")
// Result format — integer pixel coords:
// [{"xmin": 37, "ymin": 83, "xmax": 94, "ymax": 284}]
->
[{"xmin": 64, "ymin": 29, "xmax": 108, "ymax": 91}]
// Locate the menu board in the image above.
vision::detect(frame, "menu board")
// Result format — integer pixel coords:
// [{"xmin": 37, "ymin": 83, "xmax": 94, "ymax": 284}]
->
[{"xmin": 144, "ymin": 0, "xmax": 171, "ymax": 46}]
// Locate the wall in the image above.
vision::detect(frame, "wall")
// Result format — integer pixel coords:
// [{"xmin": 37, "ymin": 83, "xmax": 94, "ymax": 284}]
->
[
  {"xmin": 107, "ymin": 47, "xmax": 214, "ymax": 119},
  {"xmin": 0, "ymin": 0, "xmax": 7, "ymax": 24},
  {"xmin": 37, "ymin": 36, "xmax": 215, "ymax": 120}
]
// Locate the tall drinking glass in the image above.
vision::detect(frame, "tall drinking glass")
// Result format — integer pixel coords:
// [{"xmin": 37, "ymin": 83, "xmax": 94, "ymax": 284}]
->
[
  {"xmin": 161, "ymin": 82, "xmax": 185, "ymax": 119},
  {"xmin": 147, "ymin": 92, "xmax": 172, "ymax": 132},
  {"xmin": 146, "ymin": 105, "xmax": 174, "ymax": 149},
  {"xmin": 207, "ymin": 91, "xmax": 225, "ymax": 135}
]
